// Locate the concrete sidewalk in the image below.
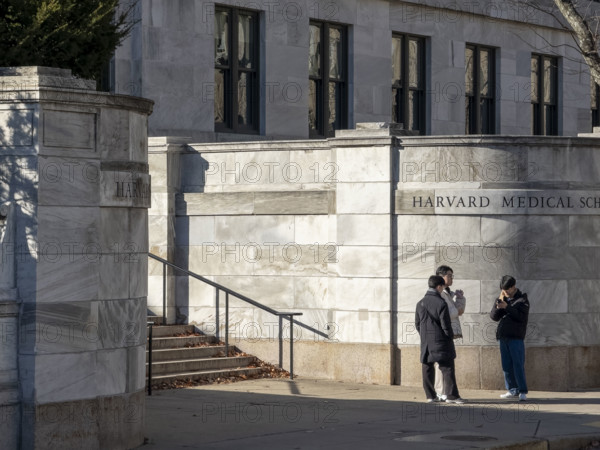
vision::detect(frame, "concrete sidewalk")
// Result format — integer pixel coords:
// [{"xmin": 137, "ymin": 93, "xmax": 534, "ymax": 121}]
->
[{"xmin": 141, "ymin": 378, "xmax": 600, "ymax": 449}]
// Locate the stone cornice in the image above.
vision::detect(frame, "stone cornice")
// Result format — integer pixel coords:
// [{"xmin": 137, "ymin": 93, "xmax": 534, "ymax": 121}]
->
[{"xmin": 0, "ymin": 66, "xmax": 153, "ymax": 115}]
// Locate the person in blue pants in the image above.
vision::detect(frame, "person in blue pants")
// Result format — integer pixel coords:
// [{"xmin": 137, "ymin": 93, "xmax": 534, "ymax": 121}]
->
[{"xmin": 490, "ymin": 275, "xmax": 530, "ymax": 401}]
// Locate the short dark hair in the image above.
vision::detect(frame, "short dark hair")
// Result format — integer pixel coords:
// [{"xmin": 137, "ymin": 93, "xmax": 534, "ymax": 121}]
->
[
  {"xmin": 436, "ymin": 265, "xmax": 453, "ymax": 276},
  {"xmin": 428, "ymin": 275, "xmax": 445, "ymax": 289},
  {"xmin": 500, "ymin": 275, "xmax": 516, "ymax": 290}
]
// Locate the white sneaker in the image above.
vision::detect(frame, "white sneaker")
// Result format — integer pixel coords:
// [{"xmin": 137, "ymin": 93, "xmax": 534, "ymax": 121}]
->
[
  {"xmin": 500, "ymin": 391, "xmax": 518, "ymax": 399},
  {"xmin": 519, "ymin": 393, "xmax": 527, "ymax": 401},
  {"xmin": 445, "ymin": 397, "xmax": 466, "ymax": 404}
]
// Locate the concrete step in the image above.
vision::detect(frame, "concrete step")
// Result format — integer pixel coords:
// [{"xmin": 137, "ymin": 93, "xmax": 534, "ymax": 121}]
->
[
  {"xmin": 147, "ymin": 325, "xmax": 196, "ymax": 338},
  {"xmin": 148, "ymin": 367, "xmax": 266, "ymax": 385},
  {"xmin": 147, "ymin": 356, "xmax": 257, "ymax": 376},
  {"xmin": 147, "ymin": 346, "xmax": 229, "ymax": 362},
  {"xmin": 150, "ymin": 335, "xmax": 216, "ymax": 350},
  {"xmin": 145, "ymin": 324, "xmax": 272, "ymax": 388},
  {"xmin": 147, "ymin": 316, "xmax": 164, "ymax": 326}
]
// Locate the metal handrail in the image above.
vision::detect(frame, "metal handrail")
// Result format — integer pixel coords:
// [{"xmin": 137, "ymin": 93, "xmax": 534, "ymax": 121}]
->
[
  {"xmin": 148, "ymin": 253, "xmax": 328, "ymax": 383},
  {"xmin": 147, "ymin": 321, "xmax": 154, "ymax": 396}
]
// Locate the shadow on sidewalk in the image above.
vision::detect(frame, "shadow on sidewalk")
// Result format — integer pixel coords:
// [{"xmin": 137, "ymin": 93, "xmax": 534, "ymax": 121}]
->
[{"xmin": 140, "ymin": 380, "xmax": 600, "ymax": 449}]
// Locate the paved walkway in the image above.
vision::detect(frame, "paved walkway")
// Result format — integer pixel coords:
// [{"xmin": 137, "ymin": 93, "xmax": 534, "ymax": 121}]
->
[{"xmin": 142, "ymin": 378, "xmax": 600, "ymax": 449}]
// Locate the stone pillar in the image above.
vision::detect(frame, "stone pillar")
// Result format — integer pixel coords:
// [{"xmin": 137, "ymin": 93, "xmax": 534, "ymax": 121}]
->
[
  {"xmin": 148, "ymin": 137, "xmax": 186, "ymax": 324},
  {"xmin": 0, "ymin": 66, "xmax": 153, "ymax": 449},
  {"xmin": 330, "ymin": 123, "xmax": 399, "ymax": 384},
  {"xmin": 0, "ymin": 201, "xmax": 19, "ymax": 448}
]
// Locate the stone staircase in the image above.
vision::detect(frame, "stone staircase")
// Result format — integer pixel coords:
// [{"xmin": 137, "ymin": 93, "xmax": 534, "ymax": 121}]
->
[{"xmin": 146, "ymin": 323, "xmax": 275, "ymax": 388}]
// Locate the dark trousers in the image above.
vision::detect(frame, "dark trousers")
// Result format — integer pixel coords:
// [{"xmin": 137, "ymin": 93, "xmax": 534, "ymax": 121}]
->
[
  {"xmin": 422, "ymin": 359, "xmax": 459, "ymax": 400},
  {"xmin": 499, "ymin": 338, "xmax": 528, "ymax": 394}
]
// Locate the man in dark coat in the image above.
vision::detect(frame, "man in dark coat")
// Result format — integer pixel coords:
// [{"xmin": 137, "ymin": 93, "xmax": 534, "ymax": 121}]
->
[
  {"xmin": 415, "ymin": 275, "xmax": 464, "ymax": 403},
  {"xmin": 490, "ymin": 275, "xmax": 530, "ymax": 401}
]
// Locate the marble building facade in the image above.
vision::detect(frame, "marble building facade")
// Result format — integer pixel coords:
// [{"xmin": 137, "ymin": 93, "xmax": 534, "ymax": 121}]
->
[
  {"xmin": 112, "ymin": 0, "xmax": 599, "ymax": 140},
  {"xmin": 113, "ymin": 1, "xmax": 600, "ymax": 389}
]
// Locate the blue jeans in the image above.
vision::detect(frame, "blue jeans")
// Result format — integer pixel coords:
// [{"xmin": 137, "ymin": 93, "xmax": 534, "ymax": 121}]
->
[{"xmin": 499, "ymin": 338, "xmax": 528, "ymax": 394}]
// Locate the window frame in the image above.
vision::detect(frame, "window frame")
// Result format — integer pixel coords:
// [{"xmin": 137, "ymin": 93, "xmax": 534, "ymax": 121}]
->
[
  {"xmin": 591, "ymin": 81, "xmax": 600, "ymax": 130},
  {"xmin": 392, "ymin": 33, "xmax": 426, "ymax": 135},
  {"xmin": 98, "ymin": 57, "xmax": 115, "ymax": 93},
  {"xmin": 214, "ymin": 5, "xmax": 260, "ymax": 134},
  {"xmin": 309, "ymin": 20, "xmax": 348, "ymax": 138},
  {"xmin": 465, "ymin": 44, "xmax": 496, "ymax": 134},
  {"xmin": 531, "ymin": 53, "xmax": 558, "ymax": 136}
]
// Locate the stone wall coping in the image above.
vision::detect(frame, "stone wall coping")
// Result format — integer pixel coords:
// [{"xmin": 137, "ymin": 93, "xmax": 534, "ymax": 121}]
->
[
  {"xmin": 0, "ymin": 66, "xmax": 71, "ymax": 77},
  {"xmin": 184, "ymin": 136, "xmax": 397, "ymax": 153},
  {"xmin": 157, "ymin": 134, "xmax": 600, "ymax": 153},
  {"xmin": 148, "ymin": 136, "xmax": 192, "ymax": 147},
  {"xmin": 0, "ymin": 66, "xmax": 95, "ymax": 89},
  {"xmin": 397, "ymin": 135, "xmax": 600, "ymax": 147},
  {"xmin": 186, "ymin": 139, "xmax": 331, "ymax": 153},
  {"xmin": 0, "ymin": 75, "xmax": 96, "ymax": 91},
  {"xmin": 0, "ymin": 66, "xmax": 154, "ymax": 115},
  {"xmin": 1, "ymin": 89, "xmax": 154, "ymax": 115}
]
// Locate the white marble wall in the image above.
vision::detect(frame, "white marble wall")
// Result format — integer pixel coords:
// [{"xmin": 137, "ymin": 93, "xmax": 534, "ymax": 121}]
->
[
  {"xmin": 113, "ymin": 0, "xmax": 594, "ymax": 140},
  {"xmin": 0, "ymin": 67, "xmax": 152, "ymax": 449},
  {"xmin": 151, "ymin": 128, "xmax": 600, "ymax": 387},
  {"xmin": 396, "ymin": 135, "xmax": 600, "ymax": 355},
  {"xmin": 154, "ymin": 129, "xmax": 394, "ymax": 350},
  {"xmin": 148, "ymin": 137, "xmax": 188, "ymax": 323}
]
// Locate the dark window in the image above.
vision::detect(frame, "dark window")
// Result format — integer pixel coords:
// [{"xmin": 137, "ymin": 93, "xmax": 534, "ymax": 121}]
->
[
  {"xmin": 465, "ymin": 44, "xmax": 495, "ymax": 134},
  {"xmin": 214, "ymin": 6, "xmax": 259, "ymax": 133},
  {"xmin": 98, "ymin": 57, "xmax": 115, "ymax": 93},
  {"xmin": 392, "ymin": 34, "xmax": 425, "ymax": 134},
  {"xmin": 309, "ymin": 21, "xmax": 347, "ymax": 138},
  {"xmin": 531, "ymin": 54, "xmax": 558, "ymax": 135},
  {"xmin": 592, "ymin": 81, "xmax": 600, "ymax": 129}
]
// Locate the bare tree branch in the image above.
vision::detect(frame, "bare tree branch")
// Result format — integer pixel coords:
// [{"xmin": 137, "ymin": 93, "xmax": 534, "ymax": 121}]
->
[
  {"xmin": 552, "ymin": 0, "xmax": 600, "ymax": 84},
  {"xmin": 507, "ymin": 0, "xmax": 600, "ymax": 85},
  {"xmin": 513, "ymin": 26, "xmax": 588, "ymax": 64}
]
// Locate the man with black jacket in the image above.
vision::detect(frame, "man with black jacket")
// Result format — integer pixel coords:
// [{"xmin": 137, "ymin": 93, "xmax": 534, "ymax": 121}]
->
[
  {"xmin": 415, "ymin": 275, "xmax": 465, "ymax": 404},
  {"xmin": 490, "ymin": 275, "xmax": 530, "ymax": 401}
]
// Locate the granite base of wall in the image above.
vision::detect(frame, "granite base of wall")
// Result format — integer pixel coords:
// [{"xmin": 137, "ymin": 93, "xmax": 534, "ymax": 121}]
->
[
  {"xmin": 399, "ymin": 345, "xmax": 600, "ymax": 392},
  {"xmin": 231, "ymin": 339, "xmax": 392, "ymax": 385},
  {"xmin": 206, "ymin": 337, "xmax": 600, "ymax": 390},
  {"xmin": 23, "ymin": 390, "xmax": 145, "ymax": 450}
]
